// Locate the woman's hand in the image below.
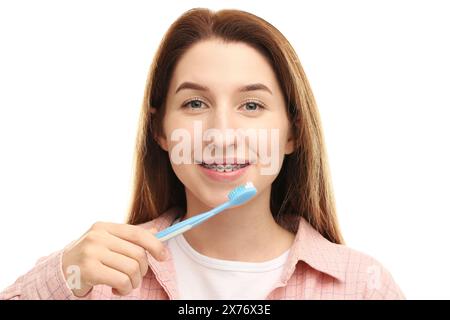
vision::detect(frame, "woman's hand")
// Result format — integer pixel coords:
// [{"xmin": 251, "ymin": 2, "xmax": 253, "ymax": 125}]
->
[{"xmin": 62, "ymin": 221, "xmax": 167, "ymax": 297}]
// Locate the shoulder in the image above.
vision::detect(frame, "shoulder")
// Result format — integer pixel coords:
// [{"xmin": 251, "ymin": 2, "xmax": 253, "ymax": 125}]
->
[
  {"xmin": 328, "ymin": 242, "xmax": 405, "ymax": 299},
  {"xmin": 296, "ymin": 218, "xmax": 405, "ymax": 299}
]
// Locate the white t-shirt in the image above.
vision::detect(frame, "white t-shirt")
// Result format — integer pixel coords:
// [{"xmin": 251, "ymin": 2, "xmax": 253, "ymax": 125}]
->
[{"xmin": 166, "ymin": 219, "xmax": 291, "ymax": 300}]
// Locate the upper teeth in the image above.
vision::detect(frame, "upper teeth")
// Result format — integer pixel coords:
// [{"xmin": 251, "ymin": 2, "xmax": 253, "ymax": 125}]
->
[{"xmin": 202, "ymin": 163, "xmax": 247, "ymax": 172}]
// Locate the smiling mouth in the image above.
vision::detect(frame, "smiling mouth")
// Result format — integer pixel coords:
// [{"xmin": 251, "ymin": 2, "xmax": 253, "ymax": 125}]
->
[{"xmin": 198, "ymin": 162, "xmax": 250, "ymax": 172}]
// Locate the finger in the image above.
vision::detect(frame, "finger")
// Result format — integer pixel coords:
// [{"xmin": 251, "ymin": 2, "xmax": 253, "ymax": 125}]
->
[
  {"xmin": 105, "ymin": 234, "xmax": 149, "ymax": 277},
  {"xmin": 95, "ymin": 222, "xmax": 166, "ymax": 260},
  {"xmin": 90, "ymin": 262, "xmax": 134, "ymax": 296},
  {"xmin": 99, "ymin": 250, "xmax": 142, "ymax": 289}
]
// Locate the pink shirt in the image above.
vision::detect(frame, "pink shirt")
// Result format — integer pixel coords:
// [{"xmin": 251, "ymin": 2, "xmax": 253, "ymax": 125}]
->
[{"xmin": 0, "ymin": 207, "xmax": 405, "ymax": 300}]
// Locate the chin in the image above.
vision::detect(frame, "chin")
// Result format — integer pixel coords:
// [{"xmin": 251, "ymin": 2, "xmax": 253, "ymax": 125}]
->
[{"xmin": 196, "ymin": 191, "xmax": 229, "ymax": 208}]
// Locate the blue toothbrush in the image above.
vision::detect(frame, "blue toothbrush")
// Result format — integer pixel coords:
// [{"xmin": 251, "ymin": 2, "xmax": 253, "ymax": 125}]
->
[{"xmin": 155, "ymin": 182, "xmax": 257, "ymax": 242}]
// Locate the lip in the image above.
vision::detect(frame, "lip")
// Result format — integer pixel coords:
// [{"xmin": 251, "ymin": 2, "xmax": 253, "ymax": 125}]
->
[
  {"xmin": 196, "ymin": 158, "xmax": 250, "ymax": 165},
  {"xmin": 198, "ymin": 163, "xmax": 251, "ymax": 182}
]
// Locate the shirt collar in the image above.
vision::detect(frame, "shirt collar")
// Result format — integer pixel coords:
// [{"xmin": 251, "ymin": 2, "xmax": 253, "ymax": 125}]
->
[
  {"xmin": 142, "ymin": 207, "xmax": 346, "ymax": 283},
  {"xmin": 288, "ymin": 217, "xmax": 347, "ymax": 282}
]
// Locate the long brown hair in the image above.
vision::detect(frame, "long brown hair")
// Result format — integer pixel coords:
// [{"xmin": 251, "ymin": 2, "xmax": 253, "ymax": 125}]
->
[{"xmin": 126, "ymin": 8, "xmax": 344, "ymax": 244}]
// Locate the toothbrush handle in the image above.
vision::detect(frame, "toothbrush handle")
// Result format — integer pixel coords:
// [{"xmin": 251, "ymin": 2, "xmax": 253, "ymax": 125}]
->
[
  {"xmin": 189, "ymin": 202, "xmax": 230, "ymax": 227},
  {"xmin": 157, "ymin": 224, "xmax": 192, "ymax": 242},
  {"xmin": 155, "ymin": 202, "xmax": 231, "ymax": 242},
  {"xmin": 154, "ymin": 218, "xmax": 196, "ymax": 241}
]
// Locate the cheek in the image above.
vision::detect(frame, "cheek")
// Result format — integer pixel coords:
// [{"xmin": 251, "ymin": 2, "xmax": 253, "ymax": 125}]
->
[
  {"xmin": 256, "ymin": 120, "xmax": 290, "ymax": 168},
  {"xmin": 163, "ymin": 113, "xmax": 197, "ymax": 157},
  {"xmin": 271, "ymin": 116, "xmax": 292, "ymax": 157},
  {"xmin": 163, "ymin": 113, "xmax": 194, "ymax": 140}
]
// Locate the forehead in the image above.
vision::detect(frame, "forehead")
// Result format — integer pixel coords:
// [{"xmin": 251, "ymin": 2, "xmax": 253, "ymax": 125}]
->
[{"xmin": 169, "ymin": 40, "xmax": 280, "ymax": 94}]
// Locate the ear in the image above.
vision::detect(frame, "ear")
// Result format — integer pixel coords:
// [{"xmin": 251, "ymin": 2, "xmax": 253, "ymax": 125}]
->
[
  {"xmin": 157, "ymin": 135, "xmax": 169, "ymax": 152},
  {"xmin": 150, "ymin": 106, "xmax": 169, "ymax": 152},
  {"xmin": 285, "ymin": 137, "xmax": 295, "ymax": 155},
  {"xmin": 284, "ymin": 122, "xmax": 296, "ymax": 155}
]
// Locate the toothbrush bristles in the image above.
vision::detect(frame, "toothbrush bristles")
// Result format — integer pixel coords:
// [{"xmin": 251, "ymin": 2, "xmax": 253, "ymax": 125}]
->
[
  {"xmin": 245, "ymin": 182, "xmax": 254, "ymax": 188},
  {"xmin": 228, "ymin": 182, "xmax": 255, "ymax": 200}
]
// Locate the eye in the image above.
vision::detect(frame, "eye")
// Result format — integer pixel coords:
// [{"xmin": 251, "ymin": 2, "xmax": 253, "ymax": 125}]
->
[
  {"xmin": 182, "ymin": 98, "xmax": 208, "ymax": 111},
  {"xmin": 239, "ymin": 100, "xmax": 265, "ymax": 113}
]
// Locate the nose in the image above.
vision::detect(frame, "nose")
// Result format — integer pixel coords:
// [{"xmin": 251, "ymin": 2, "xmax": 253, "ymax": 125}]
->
[{"xmin": 204, "ymin": 104, "xmax": 237, "ymax": 154}]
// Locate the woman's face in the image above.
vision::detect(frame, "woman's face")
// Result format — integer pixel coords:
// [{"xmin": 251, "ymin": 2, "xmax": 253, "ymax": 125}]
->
[{"xmin": 159, "ymin": 39, "xmax": 294, "ymax": 208}]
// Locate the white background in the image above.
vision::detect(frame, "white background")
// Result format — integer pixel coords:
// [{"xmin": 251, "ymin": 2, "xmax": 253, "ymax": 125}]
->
[{"xmin": 0, "ymin": 0, "xmax": 449, "ymax": 299}]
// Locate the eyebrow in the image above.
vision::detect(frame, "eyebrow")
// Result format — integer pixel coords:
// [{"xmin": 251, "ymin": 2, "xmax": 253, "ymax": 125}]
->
[{"xmin": 175, "ymin": 81, "xmax": 273, "ymax": 95}]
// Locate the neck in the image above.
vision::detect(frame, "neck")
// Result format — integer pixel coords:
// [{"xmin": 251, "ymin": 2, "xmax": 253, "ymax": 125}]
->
[{"xmin": 180, "ymin": 186, "xmax": 295, "ymax": 262}]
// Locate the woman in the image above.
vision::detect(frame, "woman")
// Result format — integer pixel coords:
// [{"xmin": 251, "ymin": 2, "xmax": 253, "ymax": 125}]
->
[{"xmin": 1, "ymin": 8, "xmax": 404, "ymax": 300}]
